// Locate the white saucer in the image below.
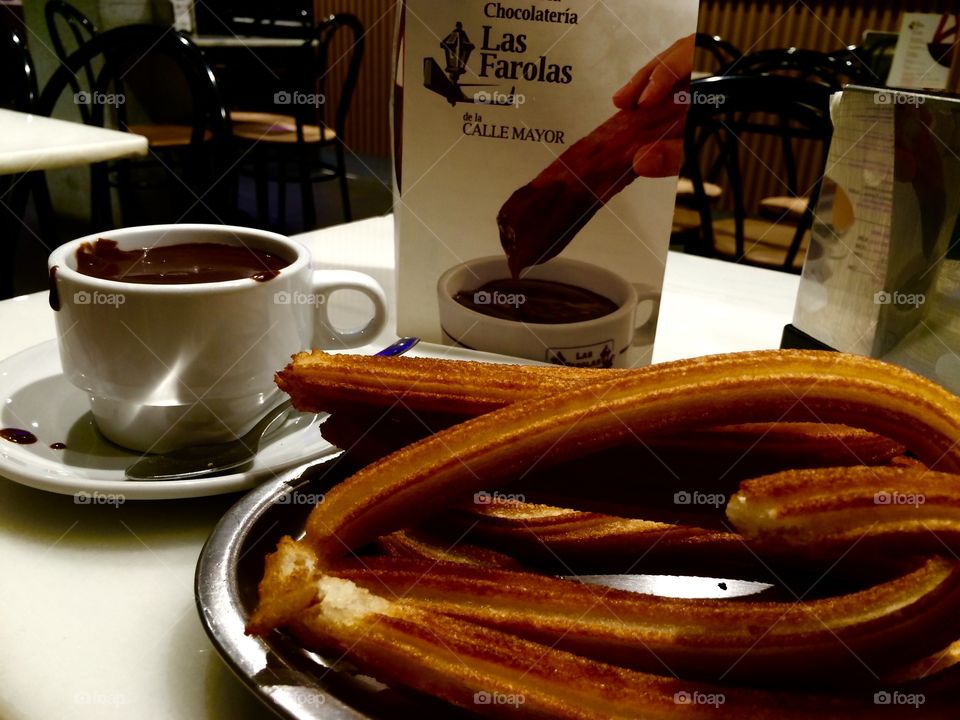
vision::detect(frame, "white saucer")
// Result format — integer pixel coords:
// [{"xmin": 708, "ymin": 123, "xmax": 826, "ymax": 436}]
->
[{"xmin": 0, "ymin": 339, "xmax": 336, "ymax": 500}]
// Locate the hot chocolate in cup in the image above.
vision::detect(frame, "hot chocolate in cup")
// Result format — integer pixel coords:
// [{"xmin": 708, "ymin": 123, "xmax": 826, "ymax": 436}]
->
[
  {"xmin": 49, "ymin": 224, "xmax": 387, "ymax": 453},
  {"xmin": 437, "ymin": 256, "xmax": 658, "ymax": 368}
]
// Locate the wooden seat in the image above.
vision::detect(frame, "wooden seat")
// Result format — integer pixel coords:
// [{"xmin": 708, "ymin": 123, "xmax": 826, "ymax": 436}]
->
[
  {"xmin": 758, "ymin": 195, "xmax": 809, "ymax": 221},
  {"xmin": 229, "ymin": 111, "xmax": 336, "ymax": 143},
  {"xmin": 712, "ymin": 217, "xmax": 808, "ymax": 270},
  {"xmin": 676, "ymin": 177, "xmax": 722, "ymax": 202},
  {"xmin": 671, "ymin": 205, "xmax": 703, "ymax": 235},
  {"xmin": 672, "ymin": 179, "xmax": 722, "ymax": 242},
  {"xmin": 127, "ymin": 123, "xmax": 214, "ymax": 148}
]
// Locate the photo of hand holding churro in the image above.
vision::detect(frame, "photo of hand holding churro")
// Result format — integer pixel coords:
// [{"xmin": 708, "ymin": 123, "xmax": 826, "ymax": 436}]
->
[{"xmin": 498, "ymin": 34, "xmax": 695, "ymax": 276}]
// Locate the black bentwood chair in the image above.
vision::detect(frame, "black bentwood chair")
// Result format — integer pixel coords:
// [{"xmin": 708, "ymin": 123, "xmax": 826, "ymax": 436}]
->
[
  {"xmin": 673, "ymin": 33, "xmax": 745, "ymax": 242},
  {"xmin": 0, "ymin": 27, "xmax": 57, "ymax": 298},
  {"xmin": 230, "ymin": 13, "xmax": 365, "ymax": 232},
  {"xmin": 682, "ymin": 75, "xmax": 833, "ymax": 272},
  {"xmin": 722, "ymin": 46, "xmax": 868, "ymax": 216},
  {"xmin": 727, "ymin": 46, "xmax": 873, "ymax": 91},
  {"xmin": 46, "ymin": 0, "xmax": 228, "ymax": 154},
  {"xmin": 45, "ymin": 0, "xmax": 98, "ymax": 123},
  {"xmin": 37, "ymin": 24, "xmax": 231, "ymax": 229},
  {"xmin": 717, "ymin": 47, "xmax": 869, "ymax": 228},
  {"xmin": 694, "ymin": 32, "xmax": 742, "ymax": 72}
]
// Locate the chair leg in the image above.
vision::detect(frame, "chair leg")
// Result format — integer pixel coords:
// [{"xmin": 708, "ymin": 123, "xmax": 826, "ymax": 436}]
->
[
  {"xmin": 254, "ymin": 156, "xmax": 269, "ymax": 226},
  {"xmin": 90, "ymin": 163, "xmax": 112, "ymax": 232},
  {"xmin": 277, "ymin": 158, "xmax": 287, "ymax": 234},
  {"xmin": 219, "ymin": 145, "xmax": 241, "ymax": 225},
  {"xmin": 0, "ymin": 174, "xmax": 21, "ymax": 299},
  {"xmin": 115, "ymin": 159, "xmax": 136, "ymax": 227},
  {"xmin": 29, "ymin": 172, "xmax": 58, "ymax": 250},
  {"xmin": 228, "ymin": 155, "xmax": 241, "ymax": 221},
  {"xmin": 299, "ymin": 148, "xmax": 316, "ymax": 231},
  {"xmin": 336, "ymin": 144, "xmax": 352, "ymax": 223}
]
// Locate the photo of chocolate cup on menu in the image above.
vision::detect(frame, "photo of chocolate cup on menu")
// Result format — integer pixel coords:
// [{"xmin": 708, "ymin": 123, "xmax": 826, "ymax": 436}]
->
[
  {"xmin": 437, "ymin": 256, "xmax": 658, "ymax": 368},
  {"xmin": 48, "ymin": 224, "xmax": 387, "ymax": 453}
]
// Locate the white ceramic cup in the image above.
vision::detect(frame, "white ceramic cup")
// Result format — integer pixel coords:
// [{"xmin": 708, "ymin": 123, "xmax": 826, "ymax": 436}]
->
[
  {"xmin": 437, "ymin": 256, "xmax": 659, "ymax": 368},
  {"xmin": 48, "ymin": 224, "xmax": 387, "ymax": 452}
]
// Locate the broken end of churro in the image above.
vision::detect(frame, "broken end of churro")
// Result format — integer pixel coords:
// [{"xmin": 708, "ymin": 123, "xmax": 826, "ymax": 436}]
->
[{"xmin": 295, "ymin": 575, "xmax": 397, "ymax": 633}]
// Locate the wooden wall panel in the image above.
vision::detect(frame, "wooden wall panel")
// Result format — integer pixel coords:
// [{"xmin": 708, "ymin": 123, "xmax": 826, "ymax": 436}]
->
[
  {"xmin": 695, "ymin": 1, "xmax": 945, "ymax": 63},
  {"xmin": 314, "ymin": 0, "xmax": 395, "ymax": 157}
]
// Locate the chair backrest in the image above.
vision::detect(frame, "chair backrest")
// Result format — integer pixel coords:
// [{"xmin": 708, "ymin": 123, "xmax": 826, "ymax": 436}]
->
[
  {"xmin": 695, "ymin": 32, "xmax": 741, "ymax": 74},
  {"xmin": 0, "ymin": 26, "xmax": 38, "ymax": 112},
  {"xmin": 290, "ymin": 13, "xmax": 364, "ymax": 141},
  {"xmin": 194, "ymin": 0, "xmax": 313, "ymax": 40},
  {"xmin": 45, "ymin": 1, "xmax": 96, "ymax": 60},
  {"xmin": 45, "ymin": 0, "xmax": 98, "ymax": 122},
  {"xmin": 37, "ymin": 25, "xmax": 229, "ymax": 222},
  {"xmin": 38, "ymin": 25, "xmax": 226, "ymax": 144},
  {"xmin": 683, "ymin": 75, "xmax": 833, "ymax": 270},
  {"xmin": 725, "ymin": 47, "xmax": 871, "ymax": 91},
  {"xmin": 843, "ymin": 40, "xmax": 897, "ymax": 88}
]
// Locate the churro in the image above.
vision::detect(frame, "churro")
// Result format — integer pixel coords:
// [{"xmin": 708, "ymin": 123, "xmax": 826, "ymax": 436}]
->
[
  {"xmin": 377, "ymin": 528, "xmax": 525, "ymax": 571},
  {"xmin": 887, "ymin": 639, "xmax": 960, "ymax": 684},
  {"xmin": 276, "ymin": 349, "xmax": 609, "ymax": 416},
  {"xmin": 250, "ymin": 349, "xmax": 960, "ymax": 717},
  {"xmin": 326, "ymin": 555, "xmax": 960, "ymax": 686},
  {"xmin": 253, "ymin": 539, "xmax": 954, "ymax": 718},
  {"xmin": 321, "ymin": 410, "xmax": 905, "ymax": 491},
  {"xmin": 427, "ymin": 500, "xmax": 749, "ymax": 574},
  {"xmin": 728, "ymin": 466, "xmax": 960, "ymax": 556},
  {"xmin": 303, "ymin": 350, "xmax": 960, "ymax": 562},
  {"xmin": 652, "ymin": 422, "xmax": 905, "ymax": 470}
]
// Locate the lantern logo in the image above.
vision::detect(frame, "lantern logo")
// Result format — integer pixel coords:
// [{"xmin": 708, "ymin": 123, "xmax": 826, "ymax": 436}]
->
[{"xmin": 423, "ymin": 21, "xmax": 517, "ymax": 107}]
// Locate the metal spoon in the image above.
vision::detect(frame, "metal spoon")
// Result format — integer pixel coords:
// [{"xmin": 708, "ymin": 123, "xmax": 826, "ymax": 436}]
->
[{"xmin": 124, "ymin": 337, "xmax": 420, "ymax": 481}]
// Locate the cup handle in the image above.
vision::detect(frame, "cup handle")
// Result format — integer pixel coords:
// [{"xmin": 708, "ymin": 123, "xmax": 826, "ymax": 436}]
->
[
  {"xmin": 310, "ymin": 270, "xmax": 388, "ymax": 349},
  {"xmin": 631, "ymin": 287, "xmax": 661, "ymax": 347}
]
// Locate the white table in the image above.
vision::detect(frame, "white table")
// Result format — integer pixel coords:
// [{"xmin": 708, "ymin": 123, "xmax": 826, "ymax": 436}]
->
[
  {"xmin": 0, "ymin": 108, "xmax": 148, "ymax": 175},
  {"xmin": 0, "ymin": 108, "xmax": 148, "ymax": 297},
  {"xmin": 191, "ymin": 35, "xmax": 308, "ymax": 48},
  {"xmin": 0, "ymin": 215, "xmax": 799, "ymax": 719}
]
